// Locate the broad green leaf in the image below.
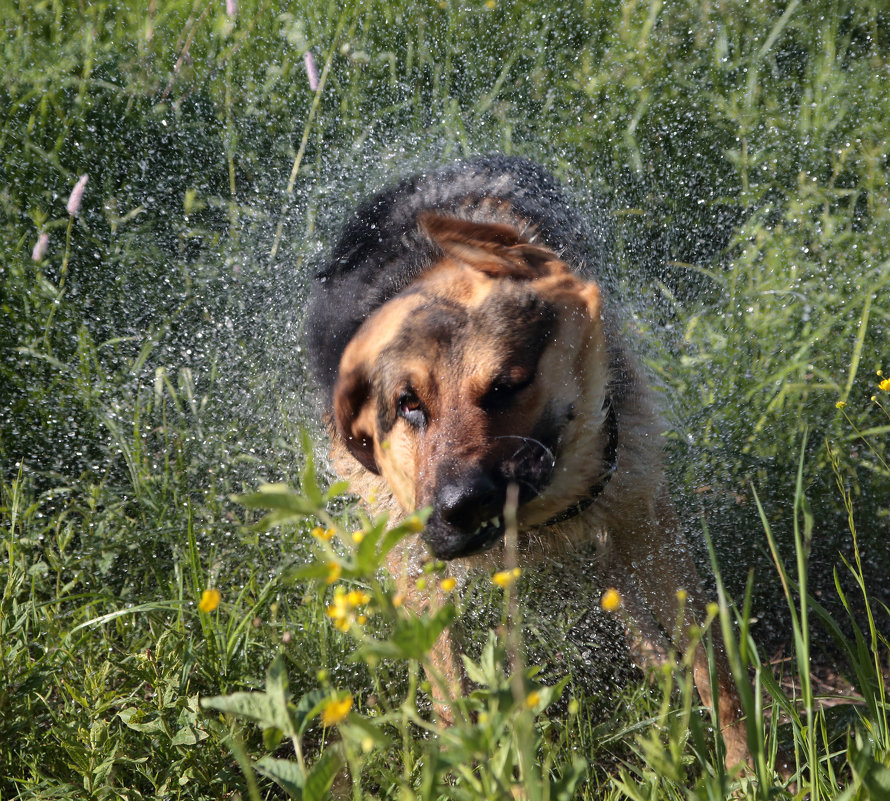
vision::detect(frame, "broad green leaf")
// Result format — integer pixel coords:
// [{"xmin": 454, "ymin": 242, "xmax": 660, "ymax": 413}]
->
[
  {"xmin": 293, "ymin": 688, "xmax": 329, "ymax": 736},
  {"xmin": 304, "ymin": 746, "xmax": 345, "ymax": 801},
  {"xmin": 117, "ymin": 707, "xmax": 166, "ymax": 734},
  {"xmin": 263, "ymin": 726, "xmax": 284, "ymax": 750},
  {"xmin": 266, "ymin": 655, "xmax": 290, "ymax": 708},
  {"xmin": 255, "ymin": 756, "xmax": 305, "ymax": 799},
  {"xmin": 201, "ymin": 691, "xmax": 291, "ymax": 733}
]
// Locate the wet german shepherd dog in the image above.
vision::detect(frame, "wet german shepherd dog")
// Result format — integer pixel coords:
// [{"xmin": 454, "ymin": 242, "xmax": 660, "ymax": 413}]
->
[{"xmin": 306, "ymin": 156, "xmax": 748, "ymax": 767}]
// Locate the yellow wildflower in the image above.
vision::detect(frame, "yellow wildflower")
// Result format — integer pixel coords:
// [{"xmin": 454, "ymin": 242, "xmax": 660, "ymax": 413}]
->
[
  {"xmin": 675, "ymin": 588, "xmax": 687, "ymax": 604},
  {"xmin": 312, "ymin": 527, "xmax": 336, "ymax": 541},
  {"xmin": 440, "ymin": 577, "xmax": 457, "ymax": 592},
  {"xmin": 525, "ymin": 690, "xmax": 541, "ymax": 709},
  {"xmin": 600, "ymin": 588, "xmax": 621, "ymax": 612},
  {"xmin": 492, "ymin": 567, "xmax": 521, "ymax": 588},
  {"xmin": 392, "ymin": 592, "xmax": 405, "ymax": 608},
  {"xmin": 321, "ymin": 694, "xmax": 353, "ymax": 726},
  {"xmin": 325, "ymin": 562, "xmax": 342, "ymax": 584},
  {"xmin": 198, "ymin": 588, "xmax": 221, "ymax": 613},
  {"xmin": 706, "ymin": 601, "xmax": 720, "ymax": 617},
  {"xmin": 405, "ymin": 515, "xmax": 424, "ymax": 533},
  {"xmin": 327, "ymin": 586, "xmax": 371, "ymax": 631},
  {"xmin": 346, "ymin": 589, "xmax": 371, "ymax": 606},
  {"xmin": 879, "ymin": 378, "xmax": 890, "ymax": 392},
  {"xmin": 352, "ymin": 530, "xmax": 364, "ymax": 544},
  {"xmin": 836, "ymin": 401, "xmax": 847, "ymax": 409}
]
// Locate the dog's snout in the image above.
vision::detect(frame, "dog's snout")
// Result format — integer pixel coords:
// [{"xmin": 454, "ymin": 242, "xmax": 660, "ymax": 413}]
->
[{"xmin": 436, "ymin": 471, "xmax": 500, "ymax": 531}]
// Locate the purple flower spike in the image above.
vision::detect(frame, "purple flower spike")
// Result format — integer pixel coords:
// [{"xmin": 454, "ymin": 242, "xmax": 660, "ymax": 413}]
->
[
  {"xmin": 304, "ymin": 51, "xmax": 319, "ymax": 91},
  {"xmin": 67, "ymin": 174, "xmax": 89, "ymax": 216},
  {"xmin": 32, "ymin": 232, "xmax": 49, "ymax": 262}
]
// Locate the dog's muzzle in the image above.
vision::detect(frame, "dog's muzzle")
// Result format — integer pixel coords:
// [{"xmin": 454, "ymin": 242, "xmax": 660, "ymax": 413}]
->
[{"xmin": 421, "ymin": 469, "xmax": 516, "ymax": 560}]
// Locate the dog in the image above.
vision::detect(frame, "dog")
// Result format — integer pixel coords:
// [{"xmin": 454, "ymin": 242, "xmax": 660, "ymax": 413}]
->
[{"xmin": 305, "ymin": 156, "xmax": 749, "ymax": 768}]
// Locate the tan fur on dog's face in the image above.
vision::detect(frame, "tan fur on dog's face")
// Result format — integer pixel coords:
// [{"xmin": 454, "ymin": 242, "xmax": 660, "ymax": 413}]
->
[{"xmin": 333, "ymin": 214, "xmax": 612, "ymax": 560}]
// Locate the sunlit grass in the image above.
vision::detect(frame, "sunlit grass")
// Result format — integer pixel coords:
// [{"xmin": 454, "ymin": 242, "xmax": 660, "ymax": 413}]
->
[{"xmin": 1, "ymin": 0, "xmax": 888, "ymax": 797}]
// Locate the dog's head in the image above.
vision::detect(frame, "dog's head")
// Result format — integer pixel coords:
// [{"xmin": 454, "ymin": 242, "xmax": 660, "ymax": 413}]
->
[{"xmin": 332, "ymin": 213, "xmax": 612, "ymax": 560}]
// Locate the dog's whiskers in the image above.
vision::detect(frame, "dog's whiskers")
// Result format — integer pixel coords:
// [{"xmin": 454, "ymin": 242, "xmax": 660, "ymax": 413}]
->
[{"xmin": 493, "ymin": 435, "xmax": 556, "ymax": 467}]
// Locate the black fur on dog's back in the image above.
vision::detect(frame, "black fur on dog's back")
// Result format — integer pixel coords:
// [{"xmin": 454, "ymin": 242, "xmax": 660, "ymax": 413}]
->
[{"xmin": 305, "ymin": 156, "xmax": 609, "ymax": 406}]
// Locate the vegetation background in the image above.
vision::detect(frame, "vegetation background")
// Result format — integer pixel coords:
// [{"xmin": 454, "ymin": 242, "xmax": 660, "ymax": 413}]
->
[{"xmin": 1, "ymin": 0, "xmax": 887, "ymax": 797}]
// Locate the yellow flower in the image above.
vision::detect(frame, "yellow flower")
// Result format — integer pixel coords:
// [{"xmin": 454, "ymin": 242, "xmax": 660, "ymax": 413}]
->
[
  {"xmin": 392, "ymin": 592, "xmax": 405, "ymax": 608},
  {"xmin": 346, "ymin": 589, "xmax": 371, "ymax": 606},
  {"xmin": 675, "ymin": 588, "xmax": 687, "ymax": 604},
  {"xmin": 440, "ymin": 577, "xmax": 457, "ymax": 592},
  {"xmin": 405, "ymin": 515, "xmax": 424, "ymax": 533},
  {"xmin": 492, "ymin": 567, "xmax": 521, "ymax": 588},
  {"xmin": 525, "ymin": 690, "xmax": 541, "ymax": 709},
  {"xmin": 352, "ymin": 530, "xmax": 364, "ymax": 544},
  {"xmin": 600, "ymin": 588, "xmax": 621, "ymax": 612},
  {"xmin": 198, "ymin": 588, "xmax": 221, "ymax": 613},
  {"xmin": 321, "ymin": 694, "xmax": 353, "ymax": 726},
  {"xmin": 312, "ymin": 526, "xmax": 336, "ymax": 541},
  {"xmin": 835, "ymin": 401, "xmax": 847, "ymax": 409},
  {"xmin": 879, "ymin": 378, "xmax": 890, "ymax": 392},
  {"xmin": 325, "ymin": 562, "xmax": 342, "ymax": 584},
  {"xmin": 327, "ymin": 586, "xmax": 371, "ymax": 631},
  {"xmin": 706, "ymin": 601, "xmax": 720, "ymax": 617}
]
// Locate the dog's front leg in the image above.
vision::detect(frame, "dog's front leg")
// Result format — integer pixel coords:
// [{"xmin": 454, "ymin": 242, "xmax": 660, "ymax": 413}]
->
[
  {"xmin": 385, "ymin": 542, "xmax": 465, "ymax": 724},
  {"xmin": 609, "ymin": 489, "xmax": 750, "ymax": 769}
]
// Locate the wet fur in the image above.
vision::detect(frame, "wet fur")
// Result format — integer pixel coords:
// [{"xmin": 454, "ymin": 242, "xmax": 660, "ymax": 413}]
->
[{"xmin": 306, "ymin": 156, "xmax": 749, "ymax": 767}]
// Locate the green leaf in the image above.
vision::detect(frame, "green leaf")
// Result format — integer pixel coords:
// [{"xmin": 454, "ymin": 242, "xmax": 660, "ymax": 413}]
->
[
  {"xmin": 255, "ymin": 756, "xmax": 305, "ymax": 799},
  {"xmin": 263, "ymin": 726, "xmax": 284, "ymax": 750},
  {"xmin": 266, "ymin": 655, "xmax": 290, "ymax": 708},
  {"xmin": 293, "ymin": 688, "xmax": 329, "ymax": 736},
  {"xmin": 359, "ymin": 605, "xmax": 456, "ymax": 662},
  {"xmin": 304, "ymin": 746, "xmax": 345, "ymax": 801},
  {"xmin": 340, "ymin": 714, "xmax": 389, "ymax": 750},
  {"xmin": 550, "ymin": 757, "xmax": 588, "ymax": 801},
  {"xmin": 117, "ymin": 707, "xmax": 166, "ymax": 734},
  {"xmin": 201, "ymin": 691, "xmax": 291, "ymax": 733},
  {"xmin": 300, "ymin": 431, "xmax": 324, "ymax": 508},
  {"xmin": 170, "ymin": 724, "xmax": 203, "ymax": 746},
  {"xmin": 324, "ymin": 480, "xmax": 351, "ymax": 501},
  {"xmin": 232, "ymin": 483, "xmax": 321, "ymax": 528}
]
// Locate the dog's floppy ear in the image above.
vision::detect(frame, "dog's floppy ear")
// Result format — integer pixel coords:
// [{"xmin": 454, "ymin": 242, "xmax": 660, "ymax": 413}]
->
[
  {"xmin": 419, "ymin": 212, "xmax": 562, "ymax": 279},
  {"xmin": 333, "ymin": 366, "xmax": 379, "ymax": 474}
]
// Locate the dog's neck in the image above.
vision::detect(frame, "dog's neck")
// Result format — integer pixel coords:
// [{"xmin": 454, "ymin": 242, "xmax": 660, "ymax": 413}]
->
[{"xmin": 543, "ymin": 399, "xmax": 618, "ymax": 526}]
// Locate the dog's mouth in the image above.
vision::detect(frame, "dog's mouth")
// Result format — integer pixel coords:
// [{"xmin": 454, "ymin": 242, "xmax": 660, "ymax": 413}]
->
[{"xmin": 423, "ymin": 511, "xmax": 507, "ymax": 560}]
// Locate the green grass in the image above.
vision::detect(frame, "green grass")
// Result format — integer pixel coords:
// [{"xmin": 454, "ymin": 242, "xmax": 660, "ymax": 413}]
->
[{"xmin": 1, "ymin": 0, "xmax": 889, "ymax": 798}]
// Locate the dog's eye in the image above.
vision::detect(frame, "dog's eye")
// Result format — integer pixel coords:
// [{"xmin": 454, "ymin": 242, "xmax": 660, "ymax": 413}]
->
[
  {"xmin": 397, "ymin": 391, "xmax": 427, "ymax": 428},
  {"xmin": 482, "ymin": 373, "xmax": 534, "ymax": 410}
]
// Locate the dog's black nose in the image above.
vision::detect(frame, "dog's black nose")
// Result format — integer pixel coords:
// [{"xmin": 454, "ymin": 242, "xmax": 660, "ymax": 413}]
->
[{"xmin": 436, "ymin": 471, "xmax": 500, "ymax": 532}]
